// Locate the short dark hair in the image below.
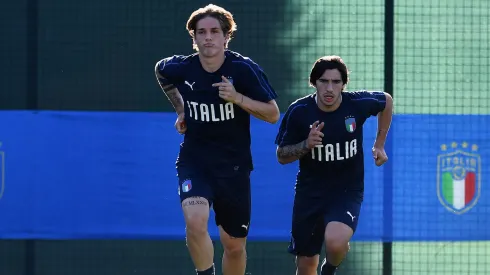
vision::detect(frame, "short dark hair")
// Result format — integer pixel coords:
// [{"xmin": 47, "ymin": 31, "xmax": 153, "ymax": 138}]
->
[
  {"xmin": 186, "ymin": 4, "xmax": 237, "ymax": 48},
  {"xmin": 309, "ymin": 55, "xmax": 349, "ymax": 87}
]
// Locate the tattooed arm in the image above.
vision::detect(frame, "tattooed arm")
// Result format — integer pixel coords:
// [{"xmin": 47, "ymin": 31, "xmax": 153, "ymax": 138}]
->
[
  {"xmin": 154, "ymin": 60, "xmax": 185, "ymax": 115},
  {"xmin": 276, "ymin": 120, "xmax": 324, "ymax": 164},
  {"xmin": 276, "ymin": 140, "xmax": 311, "ymax": 165},
  {"xmin": 161, "ymin": 86, "xmax": 185, "ymax": 115}
]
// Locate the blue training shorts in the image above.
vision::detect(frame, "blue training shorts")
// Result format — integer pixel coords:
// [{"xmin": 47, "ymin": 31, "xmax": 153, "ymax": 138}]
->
[
  {"xmin": 288, "ymin": 189, "xmax": 363, "ymax": 257},
  {"xmin": 177, "ymin": 167, "xmax": 251, "ymax": 238}
]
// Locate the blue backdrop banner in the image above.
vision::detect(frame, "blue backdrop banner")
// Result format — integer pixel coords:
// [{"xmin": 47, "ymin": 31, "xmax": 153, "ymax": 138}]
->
[{"xmin": 0, "ymin": 111, "xmax": 488, "ymax": 241}]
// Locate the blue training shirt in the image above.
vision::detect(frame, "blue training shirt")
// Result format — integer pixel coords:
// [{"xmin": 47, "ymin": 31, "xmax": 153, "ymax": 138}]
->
[
  {"xmin": 156, "ymin": 50, "xmax": 278, "ymax": 177},
  {"xmin": 275, "ymin": 91, "xmax": 386, "ymax": 195}
]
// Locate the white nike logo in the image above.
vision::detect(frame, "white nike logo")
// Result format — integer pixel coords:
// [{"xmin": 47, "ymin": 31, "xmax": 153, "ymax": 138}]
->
[
  {"xmin": 346, "ymin": 211, "xmax": 355, "ymax": 222},
  {"xmin": 185, "ymin": 81, "xmax": 195, "ymax": 91}
]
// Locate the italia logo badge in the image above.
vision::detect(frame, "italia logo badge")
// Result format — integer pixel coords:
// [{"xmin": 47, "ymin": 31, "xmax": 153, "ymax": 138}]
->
[
  {"xmin": 437, "ymin": 142, "xmax": 481, "ymax": 214},
  {"xmin": 345, "ymin": 117, "xmax": 356, "ymax": 133},
  {"xmin": 181, "ymin": 180, "xmax": 192, "ymax": 193}
]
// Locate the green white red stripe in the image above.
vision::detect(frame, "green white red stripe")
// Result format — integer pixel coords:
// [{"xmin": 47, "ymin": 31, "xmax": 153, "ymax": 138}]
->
[
  {"xmin": 348, "ymin": 124, "xmax": 355, "ymax": 132},
  {"xmin": 442, "ymin": 171, "xmax": 476, "ymax": 210}
]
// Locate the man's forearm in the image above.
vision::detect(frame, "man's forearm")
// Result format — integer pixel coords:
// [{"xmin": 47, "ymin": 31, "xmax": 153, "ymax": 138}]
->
[
  {"xmin": 374, "ymin": 93, "xmax": 393, "ymax": 148},
  {"xmin": 155, "ymin": 65, "xmax": 185, "ymax": 115},
  {"xmin": 162, "ymin": 86, "xmax": 185, "ymax": 115},
  {"xmin": 235, "ymin": 93, "xmax": 280, "ymax": 124},
  {"xmin": 276, "ymin": 140, "xmax": 310, "ymax": 165}
]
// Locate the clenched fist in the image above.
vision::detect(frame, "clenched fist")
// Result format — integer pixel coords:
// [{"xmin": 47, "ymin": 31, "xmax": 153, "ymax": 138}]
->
[
  {"xmin": 372, "ymin": 146, "xmax": 388, "ymax": 166},
  {"xmin": 175, "ymin": 113, "xmax": 186, "ymax": 134}
]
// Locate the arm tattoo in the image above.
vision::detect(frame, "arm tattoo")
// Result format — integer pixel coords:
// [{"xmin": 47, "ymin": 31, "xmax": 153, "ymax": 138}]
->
[
  {"xmin": 163, "ymin": 87, "xmax": 185, "ymax": 115},
  {"xmin": 155, "ymin": 67, "xmax": 185, "ymax": 114},
  {"xmin": 277, "ymin": 140, "xmax": 310, "ymax": 159}
]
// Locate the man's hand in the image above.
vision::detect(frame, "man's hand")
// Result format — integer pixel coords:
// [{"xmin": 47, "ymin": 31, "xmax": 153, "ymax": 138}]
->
[
  {"xmin": 306, "ymin": 121, "xmax": 325, "ymax": 149},
  {"xmin": 372, "ymin": 146, "xmax": 388, "ymax": 166},
  {"xmin": 212, "ymin": 76, "xmax": 242, "ymax": 104},
  {"xmin": 175, "ymin": 113, "xmax": 186, "ymax": 134}
]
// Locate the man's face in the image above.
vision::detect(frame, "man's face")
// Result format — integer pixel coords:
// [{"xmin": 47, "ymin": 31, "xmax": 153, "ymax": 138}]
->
[
  {"xmin": 194, "ymin": 16, "xmax": 228, "ymax": 57},
  {"xmin": 315, "ymin": 69, "xmax": 345, "ymax": 110}
]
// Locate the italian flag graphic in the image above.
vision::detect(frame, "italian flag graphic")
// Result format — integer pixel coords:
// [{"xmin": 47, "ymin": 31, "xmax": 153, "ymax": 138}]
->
[
  {"xmin": 347, "ymin": 122, "xmax": 355, "ymax": 133},
  {"xmin": 441, "ymin": 171, "xmax": 476, "ymax": 210}
]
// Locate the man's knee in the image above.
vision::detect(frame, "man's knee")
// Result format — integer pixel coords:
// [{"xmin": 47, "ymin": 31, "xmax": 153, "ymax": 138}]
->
[
  {"xmin": 219, "ymin": 226, "xmax": 246, "ymax": 258},
  {"xmin": 296, "ymin": 255, "xmax": 319, "ymax": 275},
  {"xmin": 182, "ymin": 197, "xmax": 209, "ymax": 237},
  {"xmin": 325, "ymin": 238, "xmax": 349, "ymax": 255},
  {"xmin": 223, "ymin": 241, "xmax": 246, "ymax": 259},
  {"xmin": 325, "ymin": 221, "xmax": 353, "ymax": 255}
]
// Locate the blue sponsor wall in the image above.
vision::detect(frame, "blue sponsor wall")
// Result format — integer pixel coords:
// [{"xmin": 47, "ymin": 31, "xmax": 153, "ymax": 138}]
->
[{"xmin": 0, "ymin": 111, "xmax": 488, "ymax": 241}]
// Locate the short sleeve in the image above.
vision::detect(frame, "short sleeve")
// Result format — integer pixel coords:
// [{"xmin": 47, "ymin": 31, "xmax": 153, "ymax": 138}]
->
[
  {"xmin": 236, "ymin": 60, "xmax": 277, "ymax": 103},
  {"xmin": 349, "ymin": 91, "xmax": 387, "ymax": 117},
  {"xmin": 275, "ymin": 104, "xmax": 307, "ymax": 147},
  {"xmin": 154, "ymin": 55, "xmax": 186, "ymax": 88}
]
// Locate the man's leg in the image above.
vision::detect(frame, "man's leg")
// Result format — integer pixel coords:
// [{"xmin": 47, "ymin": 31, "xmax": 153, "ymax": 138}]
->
[
  {"xmin": 293, "ymin": 223, "xmax": 324, "ymax": 275},
  {"xmin": 182, "ymin": 196, "xmax": 215, "ymax": 274},
  {"xmin": 321, "ymin": 192, "xmax": 362, "ymax": 275},
  {"xmin": 289, "ymin": 196, "xmax": 325, "ymax": 275},
  {"xmin": 213, "ymin": 173, "xmax": 251, "ymax": 275},
  {"xmin": 179, "ymin": 175, "xmax": 215, "ymax": 275},
  {"xmin": 219, "ymin": 226, "xmax": 247, "ymax": 275},
  {"xmin": 296, "ymin": 255, "xmax": 320, "ymax": 275},
  {"xmin": 321, "ymin": 221, "xmax": 353, "ymax": 275}
]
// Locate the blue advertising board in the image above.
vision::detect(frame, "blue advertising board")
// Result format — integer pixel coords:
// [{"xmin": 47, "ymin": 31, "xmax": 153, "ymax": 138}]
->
[{"xmin": 0, "ymin": 111, "xmax": 488, "ymax": 241}]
